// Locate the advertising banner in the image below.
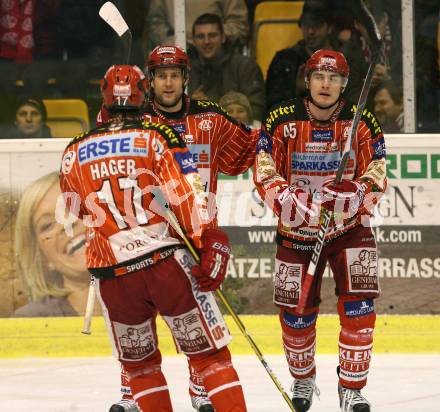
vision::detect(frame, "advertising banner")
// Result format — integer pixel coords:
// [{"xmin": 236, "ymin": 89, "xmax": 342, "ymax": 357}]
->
[{"xmin": 0, "ymin": 136, "xmax": 438, "ymax": 317}]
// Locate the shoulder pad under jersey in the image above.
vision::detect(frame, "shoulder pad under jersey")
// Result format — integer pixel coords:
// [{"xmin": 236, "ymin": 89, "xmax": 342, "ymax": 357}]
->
[
  {"xmin": 341, "ymin": 102, "xmax": 383, "ymax": 139},
  {"xmin": 264, "ymin": 98, "xmax": 304, "ymax": 134},
  {"xmin": 189, "ymin": 98, "xmax": 250, "ymax": 129},
  {"xmin": 142, "ymin": 121, "xmax": 186, "ymax": 149},
  {"xmin": 65, "ymin": 124, "xmax": 108, "ymax": 148}
]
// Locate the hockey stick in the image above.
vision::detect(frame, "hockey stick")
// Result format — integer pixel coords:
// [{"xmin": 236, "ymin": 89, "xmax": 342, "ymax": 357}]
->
[
  {"xmin": 296, "ymin": 0, "xmax": 383, "ymax": 314},
  {"xmin": 81, "ymin": 276, "xmax": 96, "ymax": 335},
  {"xmin": 80, "ymin": 2, "xmax": 135, "ymax": 335},
  {"xmin": 99, "ymin": 1, "xmax": 132, "ymax": 64},
  {"xmin": 151, "ymin": 190, "xmax": 298, "ymax": 412}
]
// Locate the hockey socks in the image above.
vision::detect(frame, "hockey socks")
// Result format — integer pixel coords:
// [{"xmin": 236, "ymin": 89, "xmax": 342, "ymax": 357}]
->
[
  {"xmin": 338, "ymin": 296, "xmax": 376, "ymax": 389},
  {"xmin": 190, "ymin": 348, "xmax": 247, "ymax": 411},
  {"xmin": 280, "ymin": 308, "xmax": 318, "ymax": 379},
  {"xmin": 126, "ymin": 366, "xmax": 172, "ymax": 412}
]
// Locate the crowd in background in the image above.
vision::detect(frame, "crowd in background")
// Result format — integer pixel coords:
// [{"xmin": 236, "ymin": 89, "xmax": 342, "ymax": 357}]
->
[{"xmin": 0, "ymin": 0, "xmax": 439, "ymax": 135}]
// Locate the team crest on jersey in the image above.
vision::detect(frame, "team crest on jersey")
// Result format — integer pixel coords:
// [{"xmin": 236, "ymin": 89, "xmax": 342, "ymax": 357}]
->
[
  {"xmin": 198, "ymin": 119, "xmax": 213, "ymax": 131},
  {"xmin": 61, "ymin": 151, "xmax": 76, "ymax": 174}
]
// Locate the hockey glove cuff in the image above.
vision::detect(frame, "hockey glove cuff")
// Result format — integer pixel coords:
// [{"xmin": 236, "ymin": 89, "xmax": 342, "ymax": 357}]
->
[{"xmin": 191, "ymin": 228, "xmax": 231, "ymax": 292}]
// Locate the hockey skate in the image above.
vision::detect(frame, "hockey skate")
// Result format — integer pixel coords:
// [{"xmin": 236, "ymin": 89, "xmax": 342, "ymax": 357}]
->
[
  {"xmin": 191, "ymin": 394, "xmax": 215, "ymax": 412},
  {"xmin": 109, "ymin": 399, "xmax": 140, "ymax": 412},
  {"xmin": 338, "ymin": 384, "xmax": 371, "ymax": 412},
  {"xmin": 291, "ymin": 375, "xmax": 320, "ymax": 412}
]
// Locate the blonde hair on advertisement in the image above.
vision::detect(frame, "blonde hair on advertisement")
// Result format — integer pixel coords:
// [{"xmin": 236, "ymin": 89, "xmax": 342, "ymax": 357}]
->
[{"xmin": 15, "ymin": 172, "xmax": 67, "ymax": 301}]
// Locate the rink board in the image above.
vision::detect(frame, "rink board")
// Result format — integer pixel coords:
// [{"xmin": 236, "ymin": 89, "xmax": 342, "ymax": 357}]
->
[{"xmin": 1, "ymin": 315, "xmax": 439, "ymax": 358}]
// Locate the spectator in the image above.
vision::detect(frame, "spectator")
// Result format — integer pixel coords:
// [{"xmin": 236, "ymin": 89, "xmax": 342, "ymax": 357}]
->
[
  {"xmin": 373, "ymin": 80, "xmax": 404, "ymax": 133},
  {"xmin": 6, "ymin": 98, "xmax": 52, "ymax": 138},
  {"xmin": 265, "ymin": 1, "xmax": 338, "ymax": 109},
  {"xmin": 219, "ymin": 90, "xmax": 261, "ymax": 127},
  {"xmin": 20, "ymin": 0, "xmax": 63, "ymax": 96},
  {"xmin": 339, "ymin": 11, "xmax": 391, "ymax": 101},
  {"xmin": 0, "ymin": 0, "xmax": 35, "ymax": 90},
  {"xmin": 414, "ymin": 0, "xmax": 439, "ymax": 132},
  {"xmin": 188, "ymin": 13, "xmax": 265, "ymax": 120},
  {"xmin": 12, "ymin": 172, "xmax": 93, "ymax": 317},
  {"xmin": 144, "ymin": 0, "xmax": 249, "ymax": 51}
]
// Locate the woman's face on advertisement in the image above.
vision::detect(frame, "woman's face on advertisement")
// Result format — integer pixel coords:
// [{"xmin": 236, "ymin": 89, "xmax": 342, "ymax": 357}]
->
[{"xmin": 33, "ymin": 183, "xmax": 87, "ymax": 278}]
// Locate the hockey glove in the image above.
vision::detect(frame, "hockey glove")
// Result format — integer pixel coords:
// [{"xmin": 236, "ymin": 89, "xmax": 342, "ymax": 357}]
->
[
  {"xmin": 320, "ymin": 179, "xmax": 366, "ymax": 218},
  {"xmin": 274, "ymin": 185, "xmax": 320, "ymax": 227},
  {"xmin": 191, "ymin": 228, "xmax": 231, "ymax": 292}
]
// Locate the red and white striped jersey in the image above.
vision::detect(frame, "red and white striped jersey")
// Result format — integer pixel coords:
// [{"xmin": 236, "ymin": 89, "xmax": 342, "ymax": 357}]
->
[
  {"xmin": 255, "ymin": 98, "xmax": 387, "ymax": 245},
  {"xmin": 60, "ymin": 119, "xmax": 209, "ymax": 270},
  {"xmin": 98, "ymin": 97, "xmax": 258, "ymax": 196}
]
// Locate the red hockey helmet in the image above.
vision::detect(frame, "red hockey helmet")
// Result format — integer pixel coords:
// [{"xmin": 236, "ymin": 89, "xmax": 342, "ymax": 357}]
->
[
  {"xmin": 100, "ymin": 65, "xmax": 147, "ymax": 111},
  {"xmin": 305, "ymin": 49, "xmax": 350, "ymax": 87},
  {"xmin": 146, "ymin": 45, "xmax": 190, "ymax": 76}
]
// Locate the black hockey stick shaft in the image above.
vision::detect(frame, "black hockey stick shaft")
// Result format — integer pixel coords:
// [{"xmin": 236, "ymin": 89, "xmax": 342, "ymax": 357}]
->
[{"xmin": 296, "ymin": 0, "xmax": 383, "ymax": 314}]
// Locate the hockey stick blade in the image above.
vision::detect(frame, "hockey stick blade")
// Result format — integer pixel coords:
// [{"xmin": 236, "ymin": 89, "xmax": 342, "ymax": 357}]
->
[
  {"xmin": 99, "ymin": 1, "xmax": 132, "ymax": 64},
  {"xmin": 99, "ymin": 2, "xmax": 129, "ymax": 37}
]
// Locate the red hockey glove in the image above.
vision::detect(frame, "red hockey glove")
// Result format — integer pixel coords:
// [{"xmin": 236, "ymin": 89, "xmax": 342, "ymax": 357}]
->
[
  {"xmin": 274, "ymin": 185, "xmax": 320, "ymax": 227},
  {"xmin": 320, "ymin": 179, "xmax": 365, "ymax": 217},
  {"xmin": 191, "ymin": 228, "xmax": 231, "ymax": 292}
]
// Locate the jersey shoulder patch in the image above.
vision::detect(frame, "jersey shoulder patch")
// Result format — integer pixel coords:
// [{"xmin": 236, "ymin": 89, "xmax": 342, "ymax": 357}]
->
[
  {"xmin": 66, "ymin": 126, "xmax": 105, "ymax": 148},
  {"xmin": 142, "ymin": 121, "xmax": 186, "ymax": 149},
  {"xmin": 189, "ymin": 98, "xmax": 248, "ymax": 129},
  {"xmin": 343, "ymin": 102, "xmax": 383, "ymax": 138},
  {"xmin": 264, "ymin": 98, "xmax": 304, "ymax": 134},
  {"xmin": 190, "ymin": 99, "xmax": 225, "ymax": 115}
]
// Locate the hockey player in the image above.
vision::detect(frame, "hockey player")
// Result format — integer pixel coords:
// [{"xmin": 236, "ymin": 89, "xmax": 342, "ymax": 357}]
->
[
  {"xmin": 60, "ymin": 65, "xmax": 248, "ymax": 412},
  {"xmin": 254, "ymin": 50, "xmax": 387, "ymax": 412},
  {"xmin": 100, "ymin": 46, "xmax": 259, "ymax": 412}
]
